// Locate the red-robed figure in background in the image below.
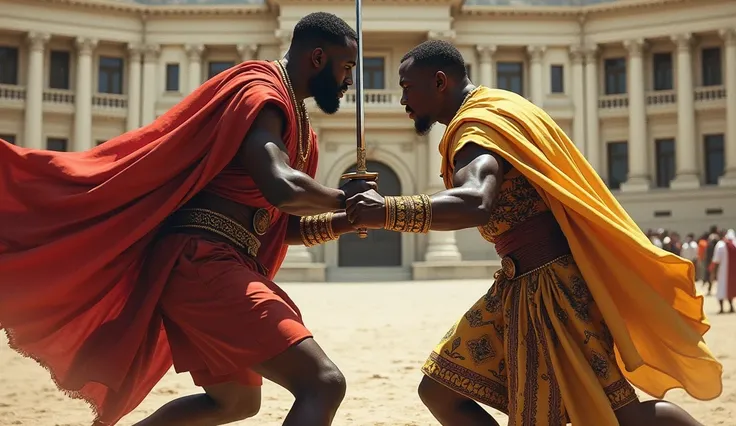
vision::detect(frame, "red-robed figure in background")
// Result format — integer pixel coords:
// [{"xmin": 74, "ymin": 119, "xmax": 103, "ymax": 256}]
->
[{"xmin": 0, "ymin": 12, "xmax": 371, "ymax": 426}]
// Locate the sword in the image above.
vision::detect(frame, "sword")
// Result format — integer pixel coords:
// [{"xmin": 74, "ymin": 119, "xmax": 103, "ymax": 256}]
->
[{"xmin": 341, "ymin": 0, "xmax": 378, "ymax": 239}]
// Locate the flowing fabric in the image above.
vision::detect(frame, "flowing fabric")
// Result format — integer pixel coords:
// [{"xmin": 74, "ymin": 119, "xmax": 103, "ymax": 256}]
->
[
  {"xmin": 0, "ymin": 60, "xmax": 318, "ymax": 425},
  {"xmin": 438, "ymin": 87, "xmax": 722, "ymax": 406}
]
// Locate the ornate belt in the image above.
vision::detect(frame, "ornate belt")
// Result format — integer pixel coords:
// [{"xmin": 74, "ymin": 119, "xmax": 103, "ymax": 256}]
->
[
  {"xmin": 166, "ymin": 208, "xmax": 261, "ymax": 258},
  {"xmin": 493, "ymin": 212, "xmax": 572, "ymax": 280}
]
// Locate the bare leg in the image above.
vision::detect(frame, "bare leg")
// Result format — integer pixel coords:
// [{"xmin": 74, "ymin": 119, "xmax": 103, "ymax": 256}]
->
[
  {"xmin": 417, "ymin": 376, "xmax": 500, "ymax": 426},
  {"xmin": 615, "ymin": 400, "xmax": 703, "ymax": 426},
  {"xmin": 134, "ymin": 338, "xmax": 343, "ymax": 426},
  {"xmin": 253, "ymin": 337, "xmax": 346, "ymax": 426},
  {"xmin": 133, "ymin": 383, "xmax": 261, "ymax": 426}
]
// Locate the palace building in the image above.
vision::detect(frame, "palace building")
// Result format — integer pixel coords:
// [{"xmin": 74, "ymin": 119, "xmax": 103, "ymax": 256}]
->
[{"xmin": 0, "ymin": 0, "xmax": 734, "ymax": 281}]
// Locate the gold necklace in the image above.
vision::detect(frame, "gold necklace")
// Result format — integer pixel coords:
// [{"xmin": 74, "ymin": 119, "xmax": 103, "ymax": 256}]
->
[
  {"xmin": 275, "ymin": 60, "xmax": 310, "ymax": 170},
  {"xmin": 461, "ymin": 86, "xmax": 480, "ymax": 108}
]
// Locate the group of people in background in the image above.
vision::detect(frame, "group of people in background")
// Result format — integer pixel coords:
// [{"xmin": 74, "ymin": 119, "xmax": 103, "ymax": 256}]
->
[{"xmin": 647, "ymin": 226, "xmax": 736, "ymax": 314}]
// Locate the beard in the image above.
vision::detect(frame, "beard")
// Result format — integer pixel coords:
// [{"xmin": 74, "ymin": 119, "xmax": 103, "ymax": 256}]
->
[
  {"xmin": 308, "ymin": 63, "xmax": 346, "ymax": 115},
  {"xmin": 413, "ymin": 115, "xmax": 434, "ymax": 135}
]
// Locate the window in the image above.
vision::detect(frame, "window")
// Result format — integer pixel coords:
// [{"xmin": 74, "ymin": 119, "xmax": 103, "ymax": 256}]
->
[
  {"xmin": 47, "ymin": 137, "xmax": 68, "ymax": 152},
  {"xmin": 607, "ymin": 141, "xmax": 628, "ymax": 190},
  {"xmin": 1, "ymin": 134, "xmax": 16, "ymax": 145},
  {"xmin": 49, "ymin": 50, "xmax": 71, "ymax": 90},
  {"xmin": 0, "ymin": 46, "xmax": 19, "ymax": 85},
  {"xmin": 550, "ymin": 65, "xmax": 564, "ymax": 94},
  {"xmin": 701, "ymin": 47, "xmax": 722, "ymax": 86},
  {"xmin": 98, "ymin": 56, "xmax": 124, "ymax": 94},
  {"xmin": 704, "ymin": 134, "xmax": 724, "ymax": 185},
  {"xmin": 208, "ymin": 61, "xmax": 235, "ymax": 79},
  {"xmin": 362, "ymin": 57, "xmax": 385, "ymax": 90},
  {"xmin": 165, "ymin": 63, "xmax": 180, "ymax": 92},
  {"xmin": 652, "ymin": 52, "xmax": 673, "ymax": 91},
  {"xmin": 655, "ymin": 138, "xmax": 676, "ymax": 188},
  {"xmin": 465, "ymin": 64, "xmax": 472, "ymax": 80},
  {"xmin": 496, "ymin": 62, "xmax": 523, "ymax": 95},
  {"xmin": 604, "ymin": 58, "xmax": 626, "ymax": 95}
]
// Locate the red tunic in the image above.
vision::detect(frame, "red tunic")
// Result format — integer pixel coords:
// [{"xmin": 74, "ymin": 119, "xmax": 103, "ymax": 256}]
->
[{"xmin": 0, "ymin": 60, "xmax": 318, "ymax": 425}]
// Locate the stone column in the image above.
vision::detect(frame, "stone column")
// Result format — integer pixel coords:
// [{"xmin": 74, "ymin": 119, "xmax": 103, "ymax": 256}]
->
[
  {"xmin": 424, "ymin": 123, "xmax": 462, "ymax": 262},
  {"xmin": 140, "ymin": 43, "xmax": 159, "ymax": 126},
  {"xmin": 620, "ymin": 39, "xmax": 650, "ymax": 192},
  {"xmin": 720, "ymin": 28, "xmax": 736, "ymax": 186},
  {"xmin": 475, "ymin": 45, "xmax": 495, "ymax": 88},
  {"xmin": 527, "ymin": 45, "xmax": 546, "ymax": 106},
  {"xmin": 24, "ymin": 32, "xmax": 49, "ymax": 150},
  {"xmin": 237, "ymin": 43, "xmax": 258, "ymax": 62},
  {"xmin": 670, "ymin": 33, "xmax": 700, "ymax": 188},
  {"xmin": 126, "ymin": 43, "xmax": 142, "ymax": 131},
  {"xmin": 570, "ymin": 45, "xmax": 586, "ymax": 155},
  {"xmin": 185, "ymin": 44, "xmax": 204, "ymax": 93},
  {"xmin": 275, "ymin": 30, "xmax": 291, "ymax": 58},
  {"xmin": 584, "ymin": 46, "xmax": 601, "ymax": 173},
  {"xmin": 74, "ymin": 37, "xmax": 97, "ymax": 152}
]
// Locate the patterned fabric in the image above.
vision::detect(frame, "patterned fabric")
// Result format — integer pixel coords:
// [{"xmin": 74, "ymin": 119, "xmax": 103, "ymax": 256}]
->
[
  {"xmin": 478, "ymin": 168, "xmax": 549, "ymax": 243},
  {"xmin": 422, "ymin": 168, "xmax": 639, "ymax": 424}
]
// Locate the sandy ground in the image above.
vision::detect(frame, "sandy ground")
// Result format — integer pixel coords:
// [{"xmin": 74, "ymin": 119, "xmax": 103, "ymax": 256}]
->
[{"xmin": 1, "ymin": 279, "xmax": 733, "ymax": 426}]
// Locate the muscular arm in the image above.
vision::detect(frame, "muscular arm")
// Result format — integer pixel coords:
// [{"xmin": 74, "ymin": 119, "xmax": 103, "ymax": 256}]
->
[
  {"xmin": 238, "ymin": 104, "xmax": 345, "ymax": 216},
  {"xmin": 426, "ymin": 143, "xmax": 504, "ymax": 231},
  {"xmin": 284, "ymin": 212, "xmax": 356, "ymax": 245}
]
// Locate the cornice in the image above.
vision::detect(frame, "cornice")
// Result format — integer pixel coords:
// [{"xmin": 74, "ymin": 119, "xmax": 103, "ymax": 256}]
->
[
  {"xmin": 27, "ymin": 0, "xmax": 271, "ymax": 16},
  {"xmin": 268, "ymin": 0, "xmax": 461, "ymax": 5},
  {"xmin": 458, "ymin": 0, "xmax": 724, "ymax": 18}
]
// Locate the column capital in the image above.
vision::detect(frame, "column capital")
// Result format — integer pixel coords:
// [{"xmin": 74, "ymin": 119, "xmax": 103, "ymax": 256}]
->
[
  {"xmin": 526, "ymin": 45, "xmax": 546, "ymax": 63},
  {"xmin": 719, "ymin": 28, "xmax": 736, "ymax": 46},
  {"xmin": 274, "ymin": 29, "xmax": 292, "ymax": 45},
  {"xmin": 143, "ymin": 43, "xmax": 160, "ymax": 62},
  {"xmin": 475, "ymin": 44, "xmax": 496, "ymax": 63},
  {"xmin": 185, "ymin": 43, "xmax": 205, "ymax": 61},
  {"xmin": 75, "ymin": 37, "xmax": 98, "ymax": 55},
  {"xmin": 583, "ymin": 45, "xmax": 598, "ymax": 64},
  {"xmin": 671, "ymin": 33, "xmax": 693, "ymax": 52},
  {"xmin": 127, "ymin": 42, "xmax": 144, "ymax": 59},
  {"xmin": 427, "ymin": 30, "xmax": 456, "ymax": 42},
  {"xmin": 27, "ymin": 32, "xmax": 50, "ymax": 52},
  {"xmin": 236, "ymin": 43, "xmax": 259, "ymax": 61},
  {"xmin": 623, "ymin": 38, "xmax": 647, "ymax": 57},
  {"xmin": 569, "ymin": 45, "xmax": 585, "ymax": 65}
]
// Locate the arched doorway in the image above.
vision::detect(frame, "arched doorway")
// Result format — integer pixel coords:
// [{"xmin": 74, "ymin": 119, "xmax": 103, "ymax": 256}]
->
[{"xmin": 338, "ymin": 160, "xmax": 402, "ymax": 267}]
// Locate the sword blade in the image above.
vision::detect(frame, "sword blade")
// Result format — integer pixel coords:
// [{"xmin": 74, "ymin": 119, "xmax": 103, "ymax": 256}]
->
[{"xmin": 354, "ymin": 0, "xmax": 366, "ymax": 173}]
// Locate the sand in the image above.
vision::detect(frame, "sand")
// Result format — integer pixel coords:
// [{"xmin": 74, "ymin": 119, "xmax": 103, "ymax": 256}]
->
[{"xmin": 1, "ymin": 279, "xmax": 733, "ymax": 425}]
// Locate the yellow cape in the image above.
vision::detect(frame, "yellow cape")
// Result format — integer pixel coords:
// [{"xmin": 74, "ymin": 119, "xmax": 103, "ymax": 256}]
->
[{"xmin": 439, "ymin": 87, "xmax": 722, "ymax": 403}]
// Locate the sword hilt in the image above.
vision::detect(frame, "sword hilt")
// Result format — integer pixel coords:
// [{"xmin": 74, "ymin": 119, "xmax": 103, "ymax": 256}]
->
[{"xmin": 341, "ymin": 170, "xmax": 379, "ymax": 239}]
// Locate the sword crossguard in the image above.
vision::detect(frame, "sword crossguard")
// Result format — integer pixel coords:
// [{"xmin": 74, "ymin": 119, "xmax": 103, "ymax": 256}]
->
[{"xmin": 341, "ymin": 170, "xmax": 379, "ymax": 239}]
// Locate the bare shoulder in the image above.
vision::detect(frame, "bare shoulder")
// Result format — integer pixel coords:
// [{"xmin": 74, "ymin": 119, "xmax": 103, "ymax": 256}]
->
[{"xmin": 248, "ymin": 102, "xmax": 288, "ymax": 136}]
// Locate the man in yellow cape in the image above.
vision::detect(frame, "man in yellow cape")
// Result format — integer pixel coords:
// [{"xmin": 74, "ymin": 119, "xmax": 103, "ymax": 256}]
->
[{"xmin": 345, "ymin": 40, "xmax": 721, "ymax": 425}]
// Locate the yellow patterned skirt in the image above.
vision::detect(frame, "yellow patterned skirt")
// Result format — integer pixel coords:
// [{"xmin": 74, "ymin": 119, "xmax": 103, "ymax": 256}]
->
[{"xmin": 421, "ymin": 254, "xmax": 638, "ymax": 425}]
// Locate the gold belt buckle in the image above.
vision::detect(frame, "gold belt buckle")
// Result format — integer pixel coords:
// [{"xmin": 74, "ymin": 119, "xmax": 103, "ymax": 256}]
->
[
  {"xmin": 252, "ymin": 208, "xmax": 271, "ymax": 236},
  {"xmin": 500, "ymin": 256, "xmax": 517, "ymax": 280}
]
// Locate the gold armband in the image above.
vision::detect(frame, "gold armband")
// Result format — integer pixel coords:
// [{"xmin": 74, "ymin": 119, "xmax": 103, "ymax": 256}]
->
[
  {"xmin": 384, "ymin": 194, "xmax": 432, "ymax": 233},
  {"xmin": 300, "ymin": 212, "xmax": 337, "ymax": 247}
]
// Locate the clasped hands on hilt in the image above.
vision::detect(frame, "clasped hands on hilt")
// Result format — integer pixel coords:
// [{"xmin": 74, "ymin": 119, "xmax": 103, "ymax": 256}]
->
[{"xmin": 342, "ymin": 182, "xmax": 433, "ymax": 234}]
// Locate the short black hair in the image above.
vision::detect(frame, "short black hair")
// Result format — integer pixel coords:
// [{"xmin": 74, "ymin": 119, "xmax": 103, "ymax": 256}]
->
[
  {"xmin": 401, "ymin": 39, "xmax": 467, "ymax": 79},
  {"xmin": 292, "ymin": 12, "xmax": 358, "ymax": 48}
]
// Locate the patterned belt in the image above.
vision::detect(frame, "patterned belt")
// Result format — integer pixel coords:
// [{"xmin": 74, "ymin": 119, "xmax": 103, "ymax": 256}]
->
[
  {"xmin": 493, "ymin": 213, "xmax": 572, "ymax": 280},
  {"xmin": 166, "ymin": 208, "xmax": 261, "ymax": 258}
]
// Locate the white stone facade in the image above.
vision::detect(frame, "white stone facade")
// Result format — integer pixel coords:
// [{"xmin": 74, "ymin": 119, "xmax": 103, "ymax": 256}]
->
[{"xmin": 0, "ymin": 0, "xmax": 734, "ymax": 281}]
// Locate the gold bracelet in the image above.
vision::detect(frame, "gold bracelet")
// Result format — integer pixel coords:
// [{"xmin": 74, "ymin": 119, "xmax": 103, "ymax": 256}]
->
[
  {"xmin": 300, "ymin": 212, "xmax": 337, "ymax": 247},
  {"xmin": 383, "ymin": 194, "xmax": 432, "ymax": 233}
]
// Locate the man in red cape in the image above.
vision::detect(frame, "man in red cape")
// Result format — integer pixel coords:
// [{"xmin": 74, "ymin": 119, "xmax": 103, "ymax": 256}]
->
[{"xmin": 0, "ymin": 12, "xmax": 372, "ymax": 426}]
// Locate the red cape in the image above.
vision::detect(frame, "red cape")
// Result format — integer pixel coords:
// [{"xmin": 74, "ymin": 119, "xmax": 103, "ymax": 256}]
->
[{"xmin": 0, "ymin": 60, "xmax": 317, "ymax": 425}]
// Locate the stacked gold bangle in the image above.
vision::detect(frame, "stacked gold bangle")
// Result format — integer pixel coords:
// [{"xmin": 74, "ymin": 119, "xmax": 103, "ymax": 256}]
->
[
  {"xmin": 300, "ymin": 212, "xmax": 337, "ymax": 247},
  {"xmin": 384, "ymin": 194, "xmax": 432, "ymax": 233}
]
